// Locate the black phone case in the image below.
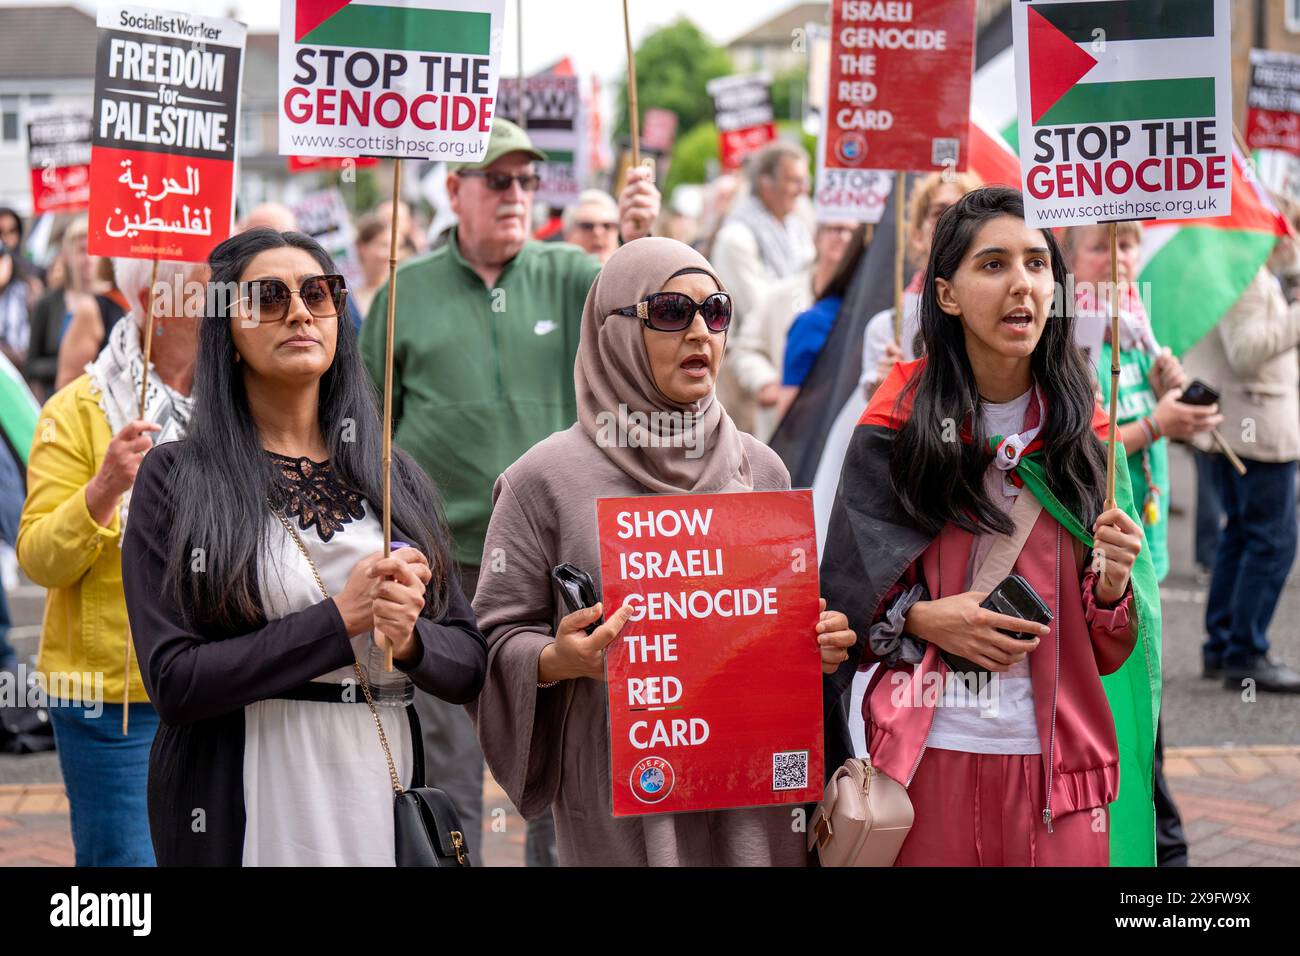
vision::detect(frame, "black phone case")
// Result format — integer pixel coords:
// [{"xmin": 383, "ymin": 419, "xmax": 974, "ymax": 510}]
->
[
  {"xmin": 551, "ymin": 563, "xmax": 602, "ymax": 635},
  {"xmin": 941, "ymin": 574, "xmax": 1052, "ymax": 676},
  {"xmin": 1178, "ymin": 379, "xmax": 1220, "ymax": 407}
]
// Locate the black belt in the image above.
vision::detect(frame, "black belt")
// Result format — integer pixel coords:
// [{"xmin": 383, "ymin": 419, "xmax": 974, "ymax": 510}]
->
[{"xmin": 272, "ymin": 682, "xmax": 367, "ymax": 704}]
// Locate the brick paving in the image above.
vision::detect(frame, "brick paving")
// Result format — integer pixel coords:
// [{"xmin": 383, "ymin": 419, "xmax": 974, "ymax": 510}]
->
[
  {"xmin": 1162, "ymin": 745, "xmax": 1300, "ymax": 866},
  {"xmin": 0, "ymin": 775, "xmax": 528, "ymax": 868},
  {"xmin": 4, "ymin": 745, "xmax": 1298, "ymax": 866}
]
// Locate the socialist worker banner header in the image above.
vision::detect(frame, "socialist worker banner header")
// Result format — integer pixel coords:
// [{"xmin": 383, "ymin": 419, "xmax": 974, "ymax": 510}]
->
[{"xmin": 279, "ymin": 0, "xmax": 506, "ymax": 162}]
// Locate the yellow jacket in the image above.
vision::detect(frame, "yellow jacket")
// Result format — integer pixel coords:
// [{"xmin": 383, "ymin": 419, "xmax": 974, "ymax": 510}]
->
[{"xmin": 18, "ymin": 374, "xmax": 146, "ymax": 704}]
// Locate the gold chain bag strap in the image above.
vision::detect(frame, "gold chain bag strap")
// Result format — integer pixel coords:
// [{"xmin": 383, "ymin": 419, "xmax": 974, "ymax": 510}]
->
[{"xmin": 272, "ymin": 508, "xmax": 470, "ymax": 867}]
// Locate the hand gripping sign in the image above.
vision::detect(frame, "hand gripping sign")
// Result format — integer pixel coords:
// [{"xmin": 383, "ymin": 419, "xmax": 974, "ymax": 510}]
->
[{"xmin": 597, "ymin": 490, "xmax": 823, "ymax": 817}]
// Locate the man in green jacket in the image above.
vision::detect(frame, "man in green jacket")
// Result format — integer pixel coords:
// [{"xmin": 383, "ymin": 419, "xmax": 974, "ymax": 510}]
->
[{"xmin": 362, "ymin": 118, "xmax": 658, "ymax": 865}]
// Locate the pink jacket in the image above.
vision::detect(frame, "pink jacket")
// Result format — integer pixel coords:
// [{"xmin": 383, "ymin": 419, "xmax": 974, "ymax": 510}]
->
[{"xmin": 864, "ymin": 510, "xmax": 1136, "ymax": 828}]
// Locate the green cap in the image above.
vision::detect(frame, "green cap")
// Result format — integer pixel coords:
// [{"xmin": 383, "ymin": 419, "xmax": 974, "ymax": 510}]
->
[{"xmin": 447, "ymin": 117, "xmax": 546, "ymax": 172}]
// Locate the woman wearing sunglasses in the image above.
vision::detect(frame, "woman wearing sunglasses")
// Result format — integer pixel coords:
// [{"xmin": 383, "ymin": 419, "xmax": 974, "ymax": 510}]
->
[
  {"xmin": 121, "ymin": 228, "xmax": 487, "ymax": 866},
  {"xmin": 468, "ymin": 238, "xmax": 854, "ymax": 866}
]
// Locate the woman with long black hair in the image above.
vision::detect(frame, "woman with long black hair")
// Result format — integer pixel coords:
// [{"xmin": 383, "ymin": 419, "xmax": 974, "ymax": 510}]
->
[
  {"xmin": 122, "ymin": 228, "xmax": 486, "ymax": 866},
  {"xmin": 821, "ymin": 187, "xmax": 1161, "ymax": 866}
]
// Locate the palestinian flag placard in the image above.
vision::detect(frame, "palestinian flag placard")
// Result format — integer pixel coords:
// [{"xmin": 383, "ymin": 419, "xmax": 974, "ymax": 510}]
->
[
  {"xmin": 278, "ymin": 0, "xmax": 505, "ymax": 161},
  {"xmin": 1012, "ymin": 0, "xmax": 1233, "ymax": 229}
]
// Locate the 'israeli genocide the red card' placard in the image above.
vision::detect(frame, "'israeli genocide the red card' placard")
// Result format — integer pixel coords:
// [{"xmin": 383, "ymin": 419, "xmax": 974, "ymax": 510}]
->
[
  {"xmin": 88, "ymin": 4, "xmax": 246, "ymax": 261},
  {"xmin": 596, "ymin": 490, "xmax": 823, "ymax": 817},
  {"xmin": 824, "ymin": 0, "xmax": 976, "ymax": 173}
]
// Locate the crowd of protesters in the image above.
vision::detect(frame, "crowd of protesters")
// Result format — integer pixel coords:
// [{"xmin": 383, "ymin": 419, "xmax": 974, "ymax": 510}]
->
[{"xmin": 0, "ymin": 117, "xmax": 1298, "ymax": 871}]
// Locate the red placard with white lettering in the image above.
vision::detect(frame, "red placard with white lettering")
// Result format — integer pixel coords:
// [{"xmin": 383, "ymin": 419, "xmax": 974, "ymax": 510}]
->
[
  {"xmin": 88, "ymin": 5, "xmax": 245, "ymax": 262},
  {"xmin": 825, "ymin": 0, "xmax": 975, "ymax": 173},
  {"xmin": 596, "ymin": 490, "xmax": 823, "ymax": 817},
  {"xmin": 287, "ymin": 155, "xmax": 380, "ymax": 172},
  {"xmin": 27, "ymin": 106, "xmax": 92, "ymax": 214},
  {"xmin": 1245, "ymin": 49, "xmax": 1300, "ymax": 157},
  {"xmin": 719, "ymin": 123, "xmax": 778, "ymax": 172}
]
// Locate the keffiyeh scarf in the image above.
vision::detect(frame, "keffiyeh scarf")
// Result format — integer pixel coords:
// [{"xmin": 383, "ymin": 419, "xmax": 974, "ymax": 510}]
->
[{"xmin": 85, "ymin": 316, "xmax": 192, "ymax": 532}]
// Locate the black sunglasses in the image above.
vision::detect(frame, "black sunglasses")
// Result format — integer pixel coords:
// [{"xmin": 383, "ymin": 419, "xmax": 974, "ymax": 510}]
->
[
  {"xmin": 239, "ymin": 274, "xmax": 347, "ymax": 324},
  {"xmin": 459, "ymin": 170, "xmax": 541, "ymax": 192},
  {"xmin": 612, "ymin": 291, "xmax": 732, "ymax": 333}
]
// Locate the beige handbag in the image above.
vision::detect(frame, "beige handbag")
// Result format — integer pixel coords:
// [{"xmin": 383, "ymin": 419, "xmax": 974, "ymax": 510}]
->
[
  {"xmin": 810, "ymin": 488, "xmax": 1046, "ymax": 867},
  {"xmin": 809, "ymin": 757, "xmax": 914, "ymax": 866}
]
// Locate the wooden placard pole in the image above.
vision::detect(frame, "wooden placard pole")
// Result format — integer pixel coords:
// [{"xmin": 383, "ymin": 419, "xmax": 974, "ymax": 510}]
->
[
  {"xmin": 138, "ymin": 258, "xmax": 160, "ymax": 417},
  {"xmin": 379, "ymin": 160, "xmax": 403, "ymax": 672},
  {"xmin": 892, "ymin": 172, "xmax": 906, "ymax": 345},
  {"xmin": 1104, "ymin": 221, "xmax": 1121, "ymax": 511},
  {"xmin": 122, "ymin": 256, "xmax": 161, "ymax": 735},
  {"xmin": 623, "ymin": 0, "xmax": 640, "ymax": 167},
  {"xmin": 517, "ymin": 0, "xmax": 525, "ymax": 132}
]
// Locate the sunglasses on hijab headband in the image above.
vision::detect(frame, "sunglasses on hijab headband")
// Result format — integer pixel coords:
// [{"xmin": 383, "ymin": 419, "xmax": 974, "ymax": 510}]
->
[{"xmin": 611, "ymin": 291, "xmax": 733, "ymax": 333}]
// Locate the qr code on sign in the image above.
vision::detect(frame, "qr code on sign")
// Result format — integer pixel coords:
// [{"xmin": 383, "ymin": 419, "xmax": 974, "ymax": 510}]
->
[
  {"xmin": 772, "ymin": 750, "xmax": 808, "ymax": 791},
  {"xmin": 931, "ymin": 137, "xmax": 959, "ymax": 167}
]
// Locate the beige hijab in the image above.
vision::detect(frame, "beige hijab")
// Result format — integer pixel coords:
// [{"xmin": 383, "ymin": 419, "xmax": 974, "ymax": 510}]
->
[{"xmin": 575, "ymin": 237, "xmax": 753, "ymax": 493}]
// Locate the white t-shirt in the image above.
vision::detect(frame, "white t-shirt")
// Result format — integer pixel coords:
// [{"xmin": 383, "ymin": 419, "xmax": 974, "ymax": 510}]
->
[{"xmin": 925, "ymin": 387, "xmax": 1042, "ymax": 755}]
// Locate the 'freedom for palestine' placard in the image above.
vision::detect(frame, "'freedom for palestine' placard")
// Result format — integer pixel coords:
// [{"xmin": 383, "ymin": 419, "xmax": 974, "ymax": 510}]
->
[{"xmin": 88, "ymin": 4, "xmax": 245, "ymax": 261}]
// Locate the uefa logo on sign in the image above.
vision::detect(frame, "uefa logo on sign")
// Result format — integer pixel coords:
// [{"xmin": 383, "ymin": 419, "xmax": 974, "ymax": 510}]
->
[
  {"xmin": 629, "ymin": 755, "xmax": 675, "ymax": 804},
  {"xmin": 835, "ymin": 132, "xmax": 867, "ymax": 165}
]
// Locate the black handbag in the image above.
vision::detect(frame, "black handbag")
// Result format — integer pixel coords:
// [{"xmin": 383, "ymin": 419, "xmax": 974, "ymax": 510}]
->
[
  {"xmin": 273, "ymin": 509, "xmax": 471, "ymax": 868},
  {"xmin": 393, "ymin": 703, "xmax": 471, "ymax": 867}
]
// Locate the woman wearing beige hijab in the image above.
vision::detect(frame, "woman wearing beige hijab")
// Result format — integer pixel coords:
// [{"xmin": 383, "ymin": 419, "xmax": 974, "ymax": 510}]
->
[{"xmin": 469, "ymin": 238, "xmax": 854, "ymax": 866}]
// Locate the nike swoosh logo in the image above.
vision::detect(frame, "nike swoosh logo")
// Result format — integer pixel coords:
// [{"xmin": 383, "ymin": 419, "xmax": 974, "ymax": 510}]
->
[{"xmin": 534, "ymin": 320, "xmax": 557, "ymax": 336}]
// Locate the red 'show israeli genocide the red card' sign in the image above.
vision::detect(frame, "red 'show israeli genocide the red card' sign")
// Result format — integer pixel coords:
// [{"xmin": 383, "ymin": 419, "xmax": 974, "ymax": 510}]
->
[
  {"xmin": 597, "ymin": 490, "xmax": 823, "ymax": 817},
  {"xmin": 825, "ymin": 0, "xmax": 976, "ymax": 173},
  {"xmin": 88, "ymin": 5, "xmax": 246, "ymax": 261}
]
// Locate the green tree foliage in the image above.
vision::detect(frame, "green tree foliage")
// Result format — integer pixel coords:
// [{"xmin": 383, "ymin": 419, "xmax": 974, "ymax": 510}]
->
[
  {"xmin": 664, "ymin": 121, "xmax": 719, "ymax": 196},
  {"xmin": 769, "ymin": 65, "xmax": 810, "ymax": 124},
  {"xmin": 613, "ymin": 18, "xmax": 733, "ymax": 142}
]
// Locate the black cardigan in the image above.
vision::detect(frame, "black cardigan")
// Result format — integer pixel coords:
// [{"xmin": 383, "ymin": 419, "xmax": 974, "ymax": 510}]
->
[{"xmin": 122, "ymin": 440, "xmax": 487, "ymax": 866}]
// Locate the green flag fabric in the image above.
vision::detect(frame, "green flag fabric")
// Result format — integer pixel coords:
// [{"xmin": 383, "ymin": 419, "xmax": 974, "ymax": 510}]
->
[{"xmin": 1013, "ymin": 445, "xmax": 1161, "ymax": 867}]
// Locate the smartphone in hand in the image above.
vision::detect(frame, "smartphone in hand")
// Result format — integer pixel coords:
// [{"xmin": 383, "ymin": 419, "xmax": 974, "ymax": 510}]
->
[
  {"xmin": 551, "ymin": 563, "xmax": 603, "ymax": 635},
  {"xmin": 1178, "ymin": 379, "xmax": 1220, "ymax": 407},
  {"xmin": 941, "ymin": 574, "xmax": 1053, "ymax": 676}
]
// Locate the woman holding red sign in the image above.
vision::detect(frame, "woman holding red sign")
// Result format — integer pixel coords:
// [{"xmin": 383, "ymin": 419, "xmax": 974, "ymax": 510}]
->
[
  {"xmin": 470, "ymin": 237, "xmax": 855, "ymax": 866},
  {"xmin": 821, "ymin": 187, "xmax": 1161, "ymax": 866}
]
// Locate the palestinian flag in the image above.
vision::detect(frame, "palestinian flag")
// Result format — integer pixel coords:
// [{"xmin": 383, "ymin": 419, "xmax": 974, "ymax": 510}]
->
[
  {"xmin": 1026, "ymin": 0, "xmax": 1218, "ymax": 127},
  {"xmin": 1142, "ymin": 146, "xmax": 1291, "ymax": 355},
  {"xmin": 820, "ymin": 359, "xmax": 1163, "ymax": 865},
  {"xmin": 294, "ymin": 0, "xmax": 492, "ymax": 55}
]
